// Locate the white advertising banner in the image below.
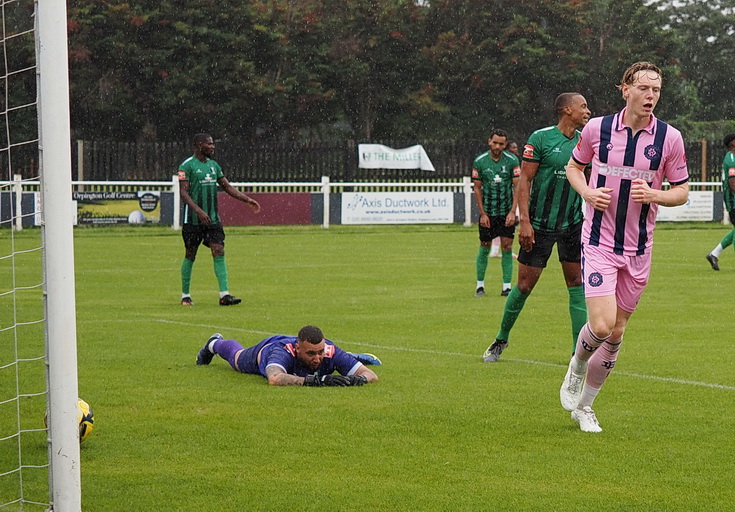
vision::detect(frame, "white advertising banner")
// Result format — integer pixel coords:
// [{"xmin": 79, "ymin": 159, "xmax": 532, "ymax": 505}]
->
[
  {"xmin": 656, "ymin": 191, "xmax": 714, "ymax": 221},
  {"xmin": 341, "ymin": 191, "xmax": 453, "ymax": 224},
  {"xmin": 358, "ymin": 144, "xmax": 435, "ymax": 171}
]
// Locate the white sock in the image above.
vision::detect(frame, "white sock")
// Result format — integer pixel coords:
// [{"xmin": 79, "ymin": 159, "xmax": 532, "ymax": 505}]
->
[
  {"xmin": 712, "ymin": 244, "xmax": 724, "ymax": 258},
  {"xmin": 219, "ymin": 291, "xmax": 229, "ymax": 298},
  {"xmin": 476, "ymin": 281, "xmax": 485, "ymax": 289},
  {"xmin": 571, "ymin": 355, "xmax": 588, "ymax": 375},
  {"xmin": 502, "ymin": 282, "xmax": 511, "ymax": 290},
  {"xmin": 578, "ymin": 384, "xmax": 600, "ymax": 409},
  {"xmin": 182, "ymin": 293, "xmax": 191, "ymax": 299}
]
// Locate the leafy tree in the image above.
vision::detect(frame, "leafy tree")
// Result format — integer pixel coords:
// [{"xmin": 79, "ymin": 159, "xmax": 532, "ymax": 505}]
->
[
  {"xmin": 658, "ymin": 0, "xmax": 735, "ymax": 122},
  {"xmin": 252, "ymin": 0, "xmax": 342, "ymax": 140},
  {"xmin": 62, "ymin": 0, "xmax": 732, "ymax": 143},
  {"xmin": 576, "ymin": 0, "xmax": 694, "ymax": 124},
  {"xmin": 420, "ymin": 0, "xmax": 691, "ymax": 142},
  {"xmin": 421, "ymin": 0, "xmax": 593, "ymax": 141},
  {"xmin": 68, "ymin": 0, "xmax": 280, "ymax": 140},
  {"xmin": 319, "ymin": 0, "xmax": 436, "ymax": 140}
]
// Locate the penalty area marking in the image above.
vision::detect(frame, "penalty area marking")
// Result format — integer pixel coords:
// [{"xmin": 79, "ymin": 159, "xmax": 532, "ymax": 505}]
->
[{"xmin": 155, "ymin": 318, "xmax": 735, "ymax": 392}]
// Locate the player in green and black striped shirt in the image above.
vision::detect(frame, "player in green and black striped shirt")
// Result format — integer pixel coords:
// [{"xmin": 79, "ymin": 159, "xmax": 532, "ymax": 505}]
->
[
  {"xmin": 471, "ymin": 129, "xmax": 521, "ymax": 297},
  {"xmin": 706, "ymin": 133, "xmax": 735, "ymax": 270},
  {"xmin": 483, "ymin": 93, "xmax": 590, "ymax": 363},
  {"xmin": 178, "ymin": 133, "xmax": 261, "ymax": 306}
]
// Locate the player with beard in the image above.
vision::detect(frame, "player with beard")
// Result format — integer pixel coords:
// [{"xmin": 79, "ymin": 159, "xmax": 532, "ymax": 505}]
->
[
  {"xmin": 196, "ymin": 325, "xmax": 379, "ymax": 386},
  {"xmin": 472, "ymin": 129, "xmax": 521, "ymax": 297}
]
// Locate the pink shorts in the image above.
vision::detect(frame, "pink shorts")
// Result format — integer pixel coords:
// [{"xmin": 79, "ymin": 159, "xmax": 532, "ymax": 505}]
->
[{"xmin": 581, "ymin": 244, "xmax": 651, "ymax": 313}]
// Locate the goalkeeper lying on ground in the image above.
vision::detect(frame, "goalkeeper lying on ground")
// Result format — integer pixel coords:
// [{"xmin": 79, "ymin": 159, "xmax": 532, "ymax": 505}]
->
[{"xmin": 196, "ymin": 324, "xmax": 380, "ymax": 386}]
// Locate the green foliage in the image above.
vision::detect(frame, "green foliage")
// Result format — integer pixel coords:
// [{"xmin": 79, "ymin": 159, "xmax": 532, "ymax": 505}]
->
[
  {"xmin": 576, "ymin": 0, "xmax": 687, "ymax": 119},
  {"xmin": 318, "ymin": 0, "xmax": 435, "ymax": 140},
  {"xmin": 673, "ymin": 120, "xmax": 735, "ymax": 143},
  {"xmin": 659, "ymin": 0, "xmax": 735, "ymax": 121},
  {"xmin": 68, "ymin": 0, "xmax": 280, "ymax": 140},
  {"xmin": 5, "ymin": 224, "xmax": 735, "ymax": 510},
  {"xmin": 2, "ymin": 0, "xmax": 36, "ymax": 147},
  {"xmin": 62, "ymin": 1, "xmax": 735, "ymax": 145}
]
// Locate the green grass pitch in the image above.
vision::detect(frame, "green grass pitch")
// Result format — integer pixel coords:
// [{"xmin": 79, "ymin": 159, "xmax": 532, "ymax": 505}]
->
[{"xmin": 3, "ymin": 223, "xmax": 735, "ymax": 511}]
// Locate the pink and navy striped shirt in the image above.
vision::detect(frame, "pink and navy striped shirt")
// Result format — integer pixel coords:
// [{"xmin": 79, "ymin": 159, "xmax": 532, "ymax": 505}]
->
[{"xmin": 572, "ymin": 108, "xmax": 689, "ymax": 256}]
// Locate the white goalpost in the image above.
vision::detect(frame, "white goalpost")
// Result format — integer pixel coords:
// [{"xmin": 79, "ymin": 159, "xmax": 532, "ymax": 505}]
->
[
  {"xmin": 0, "ymin": 0, "xmax": 80, "ymax": 509},
  {"xmin": 36, "ymin": 0, "xmax": 82, "ymax": 509}
]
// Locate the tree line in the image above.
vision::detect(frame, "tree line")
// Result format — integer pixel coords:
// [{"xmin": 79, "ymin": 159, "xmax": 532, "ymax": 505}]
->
[{"xmin": 56, "ymin": 0, "xmax": 735, "ymax": 145}]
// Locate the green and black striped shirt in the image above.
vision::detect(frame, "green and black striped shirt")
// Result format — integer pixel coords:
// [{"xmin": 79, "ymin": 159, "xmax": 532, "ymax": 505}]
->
[
  {"xmin": 471, "ymin": 151, "xmax": 521, "ymax": 216},
  {"xmin": 522, "ymin": 125, "xmax": 583, "ymax": 232}
]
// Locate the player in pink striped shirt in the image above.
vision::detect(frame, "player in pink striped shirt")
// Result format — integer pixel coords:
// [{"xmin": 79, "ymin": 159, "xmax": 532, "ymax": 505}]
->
[{"xmin": 560, "ymin": 62, "xmax": 689, "ymax": 432}]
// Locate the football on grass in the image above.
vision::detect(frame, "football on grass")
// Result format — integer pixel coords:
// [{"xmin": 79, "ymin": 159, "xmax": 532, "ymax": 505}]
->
[
  {"xmin": 44, "ymin": 398, "xmax": 95, "ymax": 442},
  {"xmin": 77, "ymin": 398, "xmax": 95, "ymax": 442}
]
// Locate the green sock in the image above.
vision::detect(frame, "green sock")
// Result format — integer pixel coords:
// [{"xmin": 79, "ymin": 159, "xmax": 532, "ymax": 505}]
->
[
  {"xmin": 501, "ymin": 249, "xmax": 513, "ymax": 284},
  {"xmin": 495, "ymin": 286, "xmax": 529, "ymax": 342},
  {"xmin": 213, "ymin": 256, "xmax": 229, "ymax": 292},
  {"xmin": 568, "ymin": 285, "xmax": 587, "ymax": 354},
  {"xmin": 181, "ymin": 258, "xmax": 194, "ymax": 295},
  {"xmin": 476, "ymin": 245, "xmax": 490, "ymax": 281},
  {"xmin": 721, "ymin": 229, "xmax": 734, "ymax": 250}
]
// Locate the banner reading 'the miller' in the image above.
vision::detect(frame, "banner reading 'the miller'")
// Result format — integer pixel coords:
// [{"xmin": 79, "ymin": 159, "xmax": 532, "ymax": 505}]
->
[{"xmin": 358, "ymin": 144, "xmax": 435, "ymax": 171}]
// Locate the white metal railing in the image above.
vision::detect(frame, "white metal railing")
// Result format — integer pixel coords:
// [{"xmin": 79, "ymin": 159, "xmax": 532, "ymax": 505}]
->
[
  {"xmin": 0, "ymin": 176, "xmax": 727, "ymax": 230},
  {"xmin": 1, "ymin": 176, "xmax": 474, "ymax": 229}
]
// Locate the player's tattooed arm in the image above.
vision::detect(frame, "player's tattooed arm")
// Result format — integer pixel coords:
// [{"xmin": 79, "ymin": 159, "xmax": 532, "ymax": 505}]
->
[
  {"xmin": 266, "ymin": 366, "xmax": 306, "ymax": 386},
  {"xmin": 354, "ymin": 365, "xmax": 379, "ymax": 383}
]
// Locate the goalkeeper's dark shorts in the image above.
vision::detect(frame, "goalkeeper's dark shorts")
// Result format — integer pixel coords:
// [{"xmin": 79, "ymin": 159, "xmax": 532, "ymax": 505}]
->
[
  {"xmin": 182, "ymin": 223, "xmax": 226, "ymax": 249},
  {"xmin": 517, "ymin": 222, "xmax": 582, "ymax": 268}
]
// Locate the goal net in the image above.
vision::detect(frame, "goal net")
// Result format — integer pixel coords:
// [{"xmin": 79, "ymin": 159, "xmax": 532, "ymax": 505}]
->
[{"xmin": 1, "ymin": 0, "xmax": 81, "ymax": 510}]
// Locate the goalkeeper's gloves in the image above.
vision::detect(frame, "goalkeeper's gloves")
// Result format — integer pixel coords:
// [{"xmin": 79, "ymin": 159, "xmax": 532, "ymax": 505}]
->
[
  {"xmin": 303, "ymin": 374, "xmax": 368, "ymax": 386},
  {"xmin": 348, "ymin": 375, "xmax": 368, "ymax": 386},
  {"xmin": 303, "ymin": 374, "xmax": 351, "ymax": 387}
]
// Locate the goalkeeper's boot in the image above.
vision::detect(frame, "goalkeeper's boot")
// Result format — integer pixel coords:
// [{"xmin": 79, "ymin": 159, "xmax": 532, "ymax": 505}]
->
[
  {"xmin": 571, "ymin": 406, "xmax": 602, "ymax": 433},
  {"xmin": 350, "ymin": 353, "xmax": 382, "ymax": 366},
  {"xmin": 706, "ymin": 253, "xmax": 720, "ymax": 271},
  {"xmin": 196, "ymin": 333, "xmax": 223, "ymax": 365},
  {"xmin": 482, "ymin": 339, "xmax": 508, "ymax": 363},
  {"xmin": 560, "ymin": 358, "xmax": 585, "ymax": 411},
  {"xmin": 219, "ymin": 294, "xmax": 242, "ymax": 306}
]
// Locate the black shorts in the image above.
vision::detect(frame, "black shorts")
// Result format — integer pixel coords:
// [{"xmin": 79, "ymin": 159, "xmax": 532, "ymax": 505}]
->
[
  {"xmin": 479, "ymin": 216, "xmax": 516, "ymax": 243},
  {"xmin": 182, "ymin": 223, "xmax": 226, "ymax": 250},
  {"xmin": 517, "ymin": 222, "xmax": 582, "ymax": 268}
]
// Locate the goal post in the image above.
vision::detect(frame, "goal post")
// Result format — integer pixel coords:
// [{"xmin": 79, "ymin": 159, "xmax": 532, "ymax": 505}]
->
[{"xmin": 36, "ymin": 0, "xmax": 82, "ymax": 509}]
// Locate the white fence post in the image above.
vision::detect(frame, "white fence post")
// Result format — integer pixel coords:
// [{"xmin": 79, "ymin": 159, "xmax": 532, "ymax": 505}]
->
[
  {"xmin": 321, "ymin": 176, "xmax": 330, "ymax": 229},
  {"xmin": 463, "ymin": 176, "xmax": 473, "ymax": 227},
  {"xmin": 12, "ymin": 174, "xmax": 22, "ymax": 231},
  {"xmin": 172, "ymin": 174, "xmax": 181, "ymax": 230}
]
